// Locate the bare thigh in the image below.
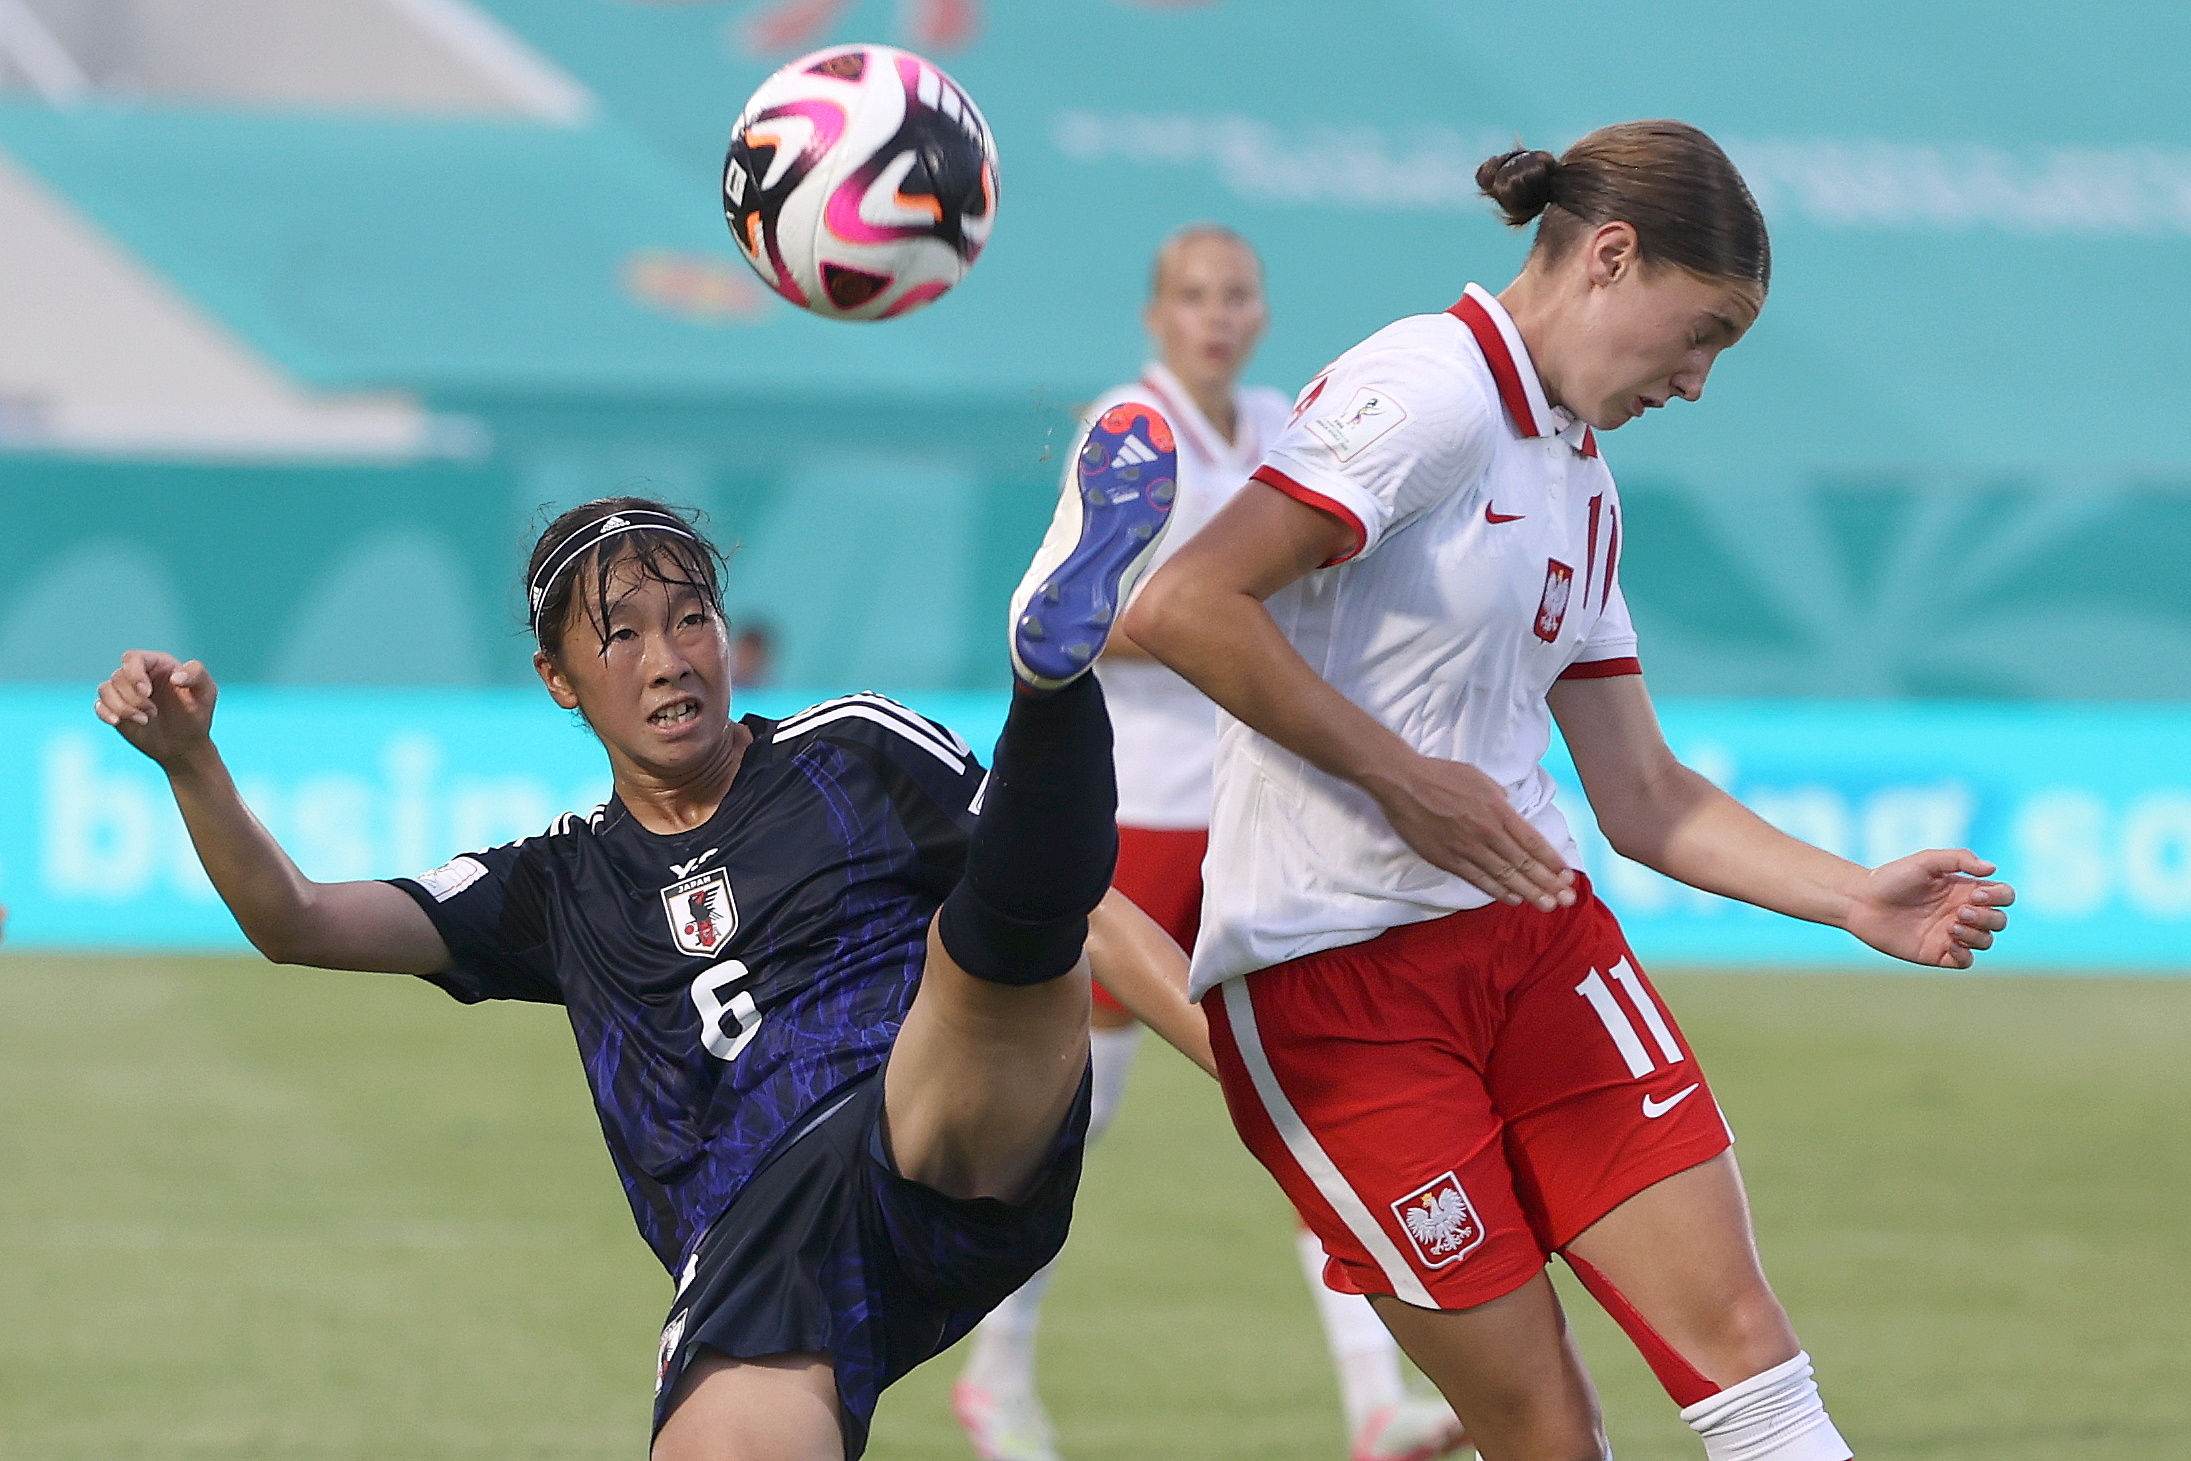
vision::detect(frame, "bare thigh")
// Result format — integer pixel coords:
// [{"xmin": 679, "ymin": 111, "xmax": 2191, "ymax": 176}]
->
[
  {"xmin": 1561, "ymin": 1150, "xmax": 1801, "ymax": 1386},
  {"xmin": 881, "ymin": 921, "xmax": 1090, "ymax": 1202},
  {"xmin": 1369, "ymin": 1272, "xmax": 1607, "ymax": 1461},
  {"xmin": 652, "ymin": 1351, "xmax": 841, "ymax": 1461}
]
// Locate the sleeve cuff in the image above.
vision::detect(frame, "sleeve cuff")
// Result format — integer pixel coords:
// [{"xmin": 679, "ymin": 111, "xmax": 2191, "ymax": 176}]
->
[
  {"xmin": 1558, "ymin": 656, "xmax": 1642, "ymax": 681},
  {"xmin": 1251, "ymin": 460, "xmax": 1378, "ymax": 565}
]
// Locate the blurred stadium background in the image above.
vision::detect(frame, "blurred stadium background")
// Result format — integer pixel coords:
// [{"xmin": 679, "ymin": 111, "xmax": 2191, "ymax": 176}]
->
[{"xmin": 0, "ymin": 1, "xmax": 2186, "ymax": 1457}]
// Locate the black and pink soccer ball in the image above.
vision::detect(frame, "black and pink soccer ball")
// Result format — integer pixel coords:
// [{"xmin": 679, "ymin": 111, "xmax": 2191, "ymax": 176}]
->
[{"xmin": 723, "ymin": 44, "xmax": 999, "ymax": 322}]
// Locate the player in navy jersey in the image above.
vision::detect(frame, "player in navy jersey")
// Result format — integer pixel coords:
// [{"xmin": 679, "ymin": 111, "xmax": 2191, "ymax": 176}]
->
[{"xmin": 92, "ymin": 403, "xmax": 1203, "ymax": 1461}]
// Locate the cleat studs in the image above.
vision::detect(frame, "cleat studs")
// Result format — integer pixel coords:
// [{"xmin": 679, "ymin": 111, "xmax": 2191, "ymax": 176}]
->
[
  {"xmin": 1043, "ymin": 581, "xmax": 1062, "ymax": 603},
  {"xmin": 1085, "ymin": 485, "xmax": 1106, "ymax": 507},
  {"xmin": 1066, "ymin": 642, "xmax": 1093, "ymax": 662},
  {"xmin": 1130, "ymin": 523, "xmax": 1153, "ymax": 541},
  {"xmin": 1019, "ymin": 615, "xmax": 1045, "ymax": 640},
  {"xmin": 1080, "ymin": 441, "xmax": 1107, "ymax": 472},
  {"xmin": 1120, "ymin": 465, "xmax": 1140, "ymax": 482},
  {"xmin": 1091, "ymin": 605, "xmax": 1113, "ymax": 626},
  {"xmin": 1149, "ymin": 477, "xmax": 1175, "ymax": 506}
]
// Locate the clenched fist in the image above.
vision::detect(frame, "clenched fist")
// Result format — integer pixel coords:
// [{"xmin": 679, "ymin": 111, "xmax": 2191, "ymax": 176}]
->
[{"xmin": 94, "ymin": 650, "xmax": 219, "ymax": 769}]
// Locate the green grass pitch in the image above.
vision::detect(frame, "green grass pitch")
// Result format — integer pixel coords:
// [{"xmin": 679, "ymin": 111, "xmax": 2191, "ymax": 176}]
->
[{"xmin": 2, "ymin": 955, "xmax": 2186, "ymax": 1459}]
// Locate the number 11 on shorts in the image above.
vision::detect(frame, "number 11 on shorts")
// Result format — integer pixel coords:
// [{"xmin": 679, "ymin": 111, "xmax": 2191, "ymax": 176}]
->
[{"xmin": 1575, "ymin": 960, "xmax": 1684, "ymax": 1077}]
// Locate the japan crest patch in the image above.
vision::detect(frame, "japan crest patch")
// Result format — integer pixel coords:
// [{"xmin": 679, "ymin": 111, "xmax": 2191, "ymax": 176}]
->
[
  {"xmin": 661, "ymin": 868, "xmax": 739, "ymax": 958},
  {"xmin": 1392, "ymin": 1171, "xmax": 1485, "ymax": 1269},
  {"xmin": 1534, "ymin": 558, "xmax": 1575, "ymax": 643}
]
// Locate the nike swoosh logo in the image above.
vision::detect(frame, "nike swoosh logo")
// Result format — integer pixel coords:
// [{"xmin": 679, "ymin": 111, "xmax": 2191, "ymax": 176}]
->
[
  {"xmin": 1484, "ymin": 503, "xmax": 1525, "ymax": 523},
  {"xmin": 1641, "ymin": 1083, "xmax": 1700, "ymax": 1119}
]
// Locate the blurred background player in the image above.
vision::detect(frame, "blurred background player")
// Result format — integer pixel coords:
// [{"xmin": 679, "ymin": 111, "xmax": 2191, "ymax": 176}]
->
[
  {"xmin": 731, "ymin": 619, "xmax": 776, "ymax": 689},
  {"xmin": 953, "ymin": 226, "xmax": 1469, "ymax": 1461}
]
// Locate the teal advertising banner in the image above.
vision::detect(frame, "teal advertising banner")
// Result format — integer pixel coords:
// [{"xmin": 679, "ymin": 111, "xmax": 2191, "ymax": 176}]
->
[{"xmin": 3, "ymin": 689, "xmax": 2184, "ymax": 969}]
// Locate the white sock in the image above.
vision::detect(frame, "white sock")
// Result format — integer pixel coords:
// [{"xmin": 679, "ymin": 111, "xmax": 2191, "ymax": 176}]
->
[
  {"xmin": 1087, "ymin": 1023, "xmax": 1142, "ymax": 1142},
  {"xmin": 1296, "ymin": 1228, "xmax": 1405, "ymax": 1436},
  {"xmin": 1679, "ymin": 1352, "xmax": 1852, "ymax": 1461}
]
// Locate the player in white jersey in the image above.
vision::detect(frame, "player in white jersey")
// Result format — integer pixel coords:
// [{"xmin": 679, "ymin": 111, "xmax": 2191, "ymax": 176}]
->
[
  {"xmin": 1127, "ymin": 123, "xmax": 2016, "ymax": 1461},
  {"xmin": 955, "ymin": 226, "xmax": 1468, "ymax": 1461}
]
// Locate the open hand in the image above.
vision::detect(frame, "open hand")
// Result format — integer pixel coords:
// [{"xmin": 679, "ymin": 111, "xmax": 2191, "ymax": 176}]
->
[
  {"xmin": 1844, "ymin": 849, "xmax": 2014, "ymax": 968},
  {"xmin": 94, "ymin": 650, "xmax": 219, "ymax": 768},
  {"xmin": 1367, "ymin": 752, "xmax": 1577, "ymax": 912}
]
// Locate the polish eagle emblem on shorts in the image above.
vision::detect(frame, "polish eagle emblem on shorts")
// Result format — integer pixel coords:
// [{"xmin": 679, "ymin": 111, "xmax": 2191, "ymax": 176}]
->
[
  {"xmin": 661, "ymin": 868, "xmax": 739, "ymax": 958},
  {"xmin": 1392, "ymin": 1171, "xmax": 1485, "ymax": 1268},
  {"xmin": 1534, "ymin": 558, "xmax": 1575, "ymax": 643}
]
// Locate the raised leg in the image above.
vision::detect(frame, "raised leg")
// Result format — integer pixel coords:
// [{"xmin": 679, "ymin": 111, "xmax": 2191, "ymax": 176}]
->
[
  {"xmin": 887, "ymin": 670, "xmax": 1118, "ymax": 1199},
  {"xmin": 889, "ymin": 403, "xmax": 1178, "ymax": 1201}
]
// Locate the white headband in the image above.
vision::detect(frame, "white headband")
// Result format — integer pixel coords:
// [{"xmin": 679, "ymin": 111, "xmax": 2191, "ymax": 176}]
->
[{"xmin": 528, "ymin": 509, "xmax": 701, "ymax": 629}]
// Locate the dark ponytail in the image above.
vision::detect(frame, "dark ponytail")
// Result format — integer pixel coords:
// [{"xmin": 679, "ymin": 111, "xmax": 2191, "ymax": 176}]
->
[{"xmin": 1478, "ymin": 121, "xmax": 1769, "ymax": 293}]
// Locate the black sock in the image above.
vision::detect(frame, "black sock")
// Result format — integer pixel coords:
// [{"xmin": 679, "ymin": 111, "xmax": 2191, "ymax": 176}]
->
[{"xmin": 937, "ymin": 675, "xmax": 1118, "ymax": 985}]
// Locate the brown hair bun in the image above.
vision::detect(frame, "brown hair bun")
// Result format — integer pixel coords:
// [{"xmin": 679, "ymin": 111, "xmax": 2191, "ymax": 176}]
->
[
  {"xmin": 1476, "ymin": 148, "xmax": 1561, "ymax": 227},
  {"xmin": 1477, "ymin": 123, "xmax": 1770, "ymax": 293}
]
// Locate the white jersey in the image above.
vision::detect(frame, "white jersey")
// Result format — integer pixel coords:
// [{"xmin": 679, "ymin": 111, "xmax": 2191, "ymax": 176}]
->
[
  {"xmin": 1190, "ymin": 284, "xmax": 1641, "ymax": 997},
  {"xmin": 1086, "ymin": 362, "xmax": 1292, "ymax": 831}
]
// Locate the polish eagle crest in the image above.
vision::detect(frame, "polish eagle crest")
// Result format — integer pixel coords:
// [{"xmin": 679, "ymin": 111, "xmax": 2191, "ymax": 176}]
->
[{"xmin": 1392, "ymin": 1172, "xmax": 1484, "ymax": 1268}]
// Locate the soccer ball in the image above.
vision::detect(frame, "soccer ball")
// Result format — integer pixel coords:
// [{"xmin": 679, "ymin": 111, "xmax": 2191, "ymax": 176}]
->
[{"xmin": 722, "ymin": 43, "xmax": 999, "ymax": 322}]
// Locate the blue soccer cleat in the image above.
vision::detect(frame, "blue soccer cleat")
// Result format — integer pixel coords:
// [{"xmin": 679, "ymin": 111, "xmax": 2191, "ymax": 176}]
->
[{"xmin": 1008, "ymin": 402, "xmax": 1178, "ymax": 691}]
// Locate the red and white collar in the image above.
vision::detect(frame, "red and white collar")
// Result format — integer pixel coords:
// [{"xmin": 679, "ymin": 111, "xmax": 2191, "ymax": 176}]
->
[
  {"xmin": 1137, "ymin": 361, "xmax": 1244, "ymax": 467},
  {"xmin": 1449, "ymin": 283, "xmax": 1597, "ymax": 458}
]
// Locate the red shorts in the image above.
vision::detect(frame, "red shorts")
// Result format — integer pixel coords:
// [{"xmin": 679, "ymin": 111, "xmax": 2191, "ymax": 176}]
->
[
  {"xmin": 1094, "ymin": 824, "xmax": 1207, "ymax": 1015},
  {"xmin": 1205, "ymin": 880, "xmax": 1730, "ymax": 1311}
]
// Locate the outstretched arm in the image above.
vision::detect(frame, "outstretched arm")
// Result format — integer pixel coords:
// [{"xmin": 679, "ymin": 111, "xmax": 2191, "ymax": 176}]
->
[
  {"xmin": 94, "ymin": 651, "xmax": 452, "ymax": 974},
  {"xmin": 1548, "ymin": 674, "xmax": 2013, "ymax": 968},
  {"xmin": 1084, "ymin": 890, "xmax": 1215, "ymax": 1078}
]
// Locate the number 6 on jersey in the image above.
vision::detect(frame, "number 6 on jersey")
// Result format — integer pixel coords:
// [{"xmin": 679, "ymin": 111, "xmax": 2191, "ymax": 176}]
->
[{"xmin": 692, "ymin": 960, "xmax": 763, "ymax": 1061}]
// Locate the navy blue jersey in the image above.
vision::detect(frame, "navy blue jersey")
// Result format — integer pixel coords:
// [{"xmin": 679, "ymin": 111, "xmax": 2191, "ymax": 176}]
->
[{"xmin": 387, "ymin": 694, "xmax": 985, "ymax": 1272}]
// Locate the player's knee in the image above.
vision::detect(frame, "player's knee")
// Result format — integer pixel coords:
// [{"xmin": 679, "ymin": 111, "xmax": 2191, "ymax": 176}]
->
[
  {"xmin": 1680, "ymin": 1352, "xmax": 1852, "ymax": 1461},
  {"xmin": 937, "ymin": 882, "xmax": 1086, "ymax": 986},
  {"xmin": 1696, "ymin": 1286, "xmax": 1801, "ymax": 1381}
]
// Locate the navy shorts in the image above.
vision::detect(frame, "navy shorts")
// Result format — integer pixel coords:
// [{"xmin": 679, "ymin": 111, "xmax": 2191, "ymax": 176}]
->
[{"xmin": 651, "ymin": 1065, "xmax": 1090, "ymax": 1459}]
